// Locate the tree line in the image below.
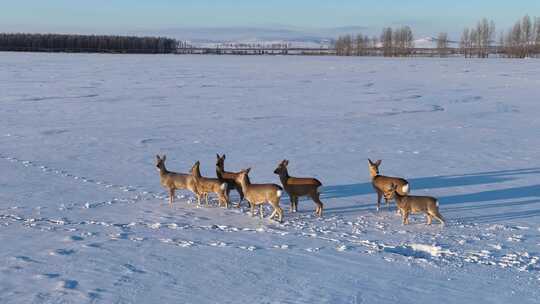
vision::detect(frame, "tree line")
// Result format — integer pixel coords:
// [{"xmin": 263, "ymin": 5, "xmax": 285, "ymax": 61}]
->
[
  {"xmin": 459, "ymin": 18, "xmax": 496, "ymax": 58},
  {"xmin": 0, "ymin": 33, "xmax": 177, "ymax": 54},
  {"xmin": 499, "ymin": 15, "xmax": 540, "ymax": 58},
  {"xmin": 335, "ymin": 15, "xmax": 540, "ymax": 58},
  {"xmin": 335, "ymin": 26, "xmax": 415, "ymax": 57}
]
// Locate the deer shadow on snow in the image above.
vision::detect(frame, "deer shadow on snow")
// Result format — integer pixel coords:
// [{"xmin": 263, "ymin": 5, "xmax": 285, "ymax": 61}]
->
[{"xmin": 320, "ymin": 167, "xmax": 540, "ymax": 223}]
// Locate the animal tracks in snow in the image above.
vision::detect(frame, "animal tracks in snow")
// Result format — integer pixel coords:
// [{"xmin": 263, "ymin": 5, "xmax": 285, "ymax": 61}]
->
[{"xmin": 1, "ymin": 152, "xmax": 539, "ymax": 280}]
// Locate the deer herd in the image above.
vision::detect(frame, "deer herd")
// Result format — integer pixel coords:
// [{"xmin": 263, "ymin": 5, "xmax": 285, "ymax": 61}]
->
[{"xmin": 156, "ymin": 154, "xmax": 445, "ymax": 226}]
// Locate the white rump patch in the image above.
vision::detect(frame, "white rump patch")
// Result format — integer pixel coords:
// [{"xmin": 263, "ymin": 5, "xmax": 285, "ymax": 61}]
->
[
  {"xmin": 436, "ymin": 200, "xmax": 439, "ymax": 207},
  {"xmin": 276, "ymin": 190, "xmax": 282, "ymax": 197},
  {"xmin": 402, "ymin": 184, "xmax": 410, "ymax": 194}
]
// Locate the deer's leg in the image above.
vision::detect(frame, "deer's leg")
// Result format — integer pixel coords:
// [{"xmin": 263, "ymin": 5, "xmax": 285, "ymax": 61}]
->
[
  {"xmin": 223, "ymin": 191, "xmax": 229, "ymax": 208},
  {"xmin": 217, "ymin": 193, "xmax": 223, "ymax": 208},
  {"xmin": 376, "ymin": 190, "xmax": 382, "ymax": 211},
  {"xmin": 276, "ymin": 206, "xmax": 283, "ymax": 223},
  {"xmin": 310, "ymin": 192, "xmax": 324, "ymax": 217},
  {"xmin": 401, "ymin": 211, "xmax": 407, "ymax": 225},
  {"xmin": 269, "ymin": 207, "xmax": 276, "ymax": 219},
  {"xmin": 404, "ymin": 211, "xmax": 410, "ymax": 225},
  {"xmin": 432, "ymin": 211, "xmax": 445, "ymax": 225},
  {"xmin": 384, "ymin": 195, "xmax": 390, "ymax": 208},
  {"xmin": 259, "ymin": 204, "xmax": 264, "ymax": 219},
  {"xmin": 169, "ymin": 189, "xmax": 175, "ymax": 207},
  {"xmin": 250, "ymin": 203, "xmax": 255, "ymax": 217},
  {"xmin": 270, "ymin": 199, "xmax": 283, "ymax": 222},
  {"xmin": 237, "ymin": 186, "xmax": 244, "ymax": 205},
  {"xmin": 289, "ymin": 195, "xmax": 295, "ymax": 213},
  {"xmin": 426, "ymin": 214, "xmax": 432, "ymax": 225}
]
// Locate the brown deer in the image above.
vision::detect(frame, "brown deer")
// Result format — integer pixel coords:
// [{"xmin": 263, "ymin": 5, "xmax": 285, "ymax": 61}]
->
[
  {"xmin": 383, "ymin": 184, "xmax": 445, "ymax": 225},
  {"xmin": 235, "ymin": 168, "xmax": 284, "ymax": 222},
  {"xmin": 273, "ymin": 159, "xmax": 324, "ymax": 216},
  {"xmin": 216, "ymin": 154, "xmax": 245, "ymax": 207},
  {"xmin": 368, "ymin": 159, "xmax": 410, "ymax": 211},
  {"xmin": 155, "ymin": 154, "xmax": 198, "ymax": 206},
  {"xmin": 191, "ymin": 161, "xmax": 229, "ymax": 208}
]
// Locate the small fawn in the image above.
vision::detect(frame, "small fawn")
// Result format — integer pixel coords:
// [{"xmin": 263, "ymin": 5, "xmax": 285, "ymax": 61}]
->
[
  {"xmin": 191, "ymin": 161, "xmax": 229, "ymax": 208},
  {"xmin": 383, "ymin": 184, "xmax": 445, "ymax": 225},
  {"xmin": 273, "ymin": 159, "xmax": 324, "ymax": 216},
  {"xmin": 155, "ymin": 154, "xmax": 198, "ymax": 206},
  {"xmin": 235, "ymin": 168, "xmax": 284, "ymax": 222},
  {"xmin": 216, "ymin": 154, "xmax": 245, "ymax": 207},
  {"xmin": 368, "ymin": 159, "xmax": 410, "ymax": 211}
]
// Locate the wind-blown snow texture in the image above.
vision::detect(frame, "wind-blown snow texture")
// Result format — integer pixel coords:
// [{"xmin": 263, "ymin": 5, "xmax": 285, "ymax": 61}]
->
[{"xmin": 1, "ymin": 53, "xmax": 540, "ymax": 303}]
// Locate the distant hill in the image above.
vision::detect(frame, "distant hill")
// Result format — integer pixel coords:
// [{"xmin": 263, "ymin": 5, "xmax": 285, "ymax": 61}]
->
[
  {"xmin": 413, "ymin": 36, "xmax": 459, "ymax": 49},
  {"xmin": 132, "ymin": 26, "xmax": 371, "ymax": 47}
]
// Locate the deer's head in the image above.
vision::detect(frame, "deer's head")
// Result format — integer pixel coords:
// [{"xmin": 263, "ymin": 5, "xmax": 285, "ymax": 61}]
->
[
  {"xmin": 383, "ymin": 183, "xmax": 398, "ymax": 202},
  {"xmin": 273, "ymin": 159, "xmax": 289, "ymax": 175},
  {"xmin": 216, "ymin": 153, "xmax": 226, "ymax": 170},
  {"xmin": 368, "ymin": 158, "xmax": 382, "ymax": 177},
  {"xmin": 191, "ymin": 160, "xmax": 201, "ymax": 175},
  {"xmin": 236, "ymin": 168, "xmax": 251, "ymax": 184},
  {"xmin": 156, "ymin": 154, "xmax": 167, "ymax": 171}
]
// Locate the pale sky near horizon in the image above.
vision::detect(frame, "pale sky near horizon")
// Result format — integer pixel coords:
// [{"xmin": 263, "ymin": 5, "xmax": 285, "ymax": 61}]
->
[{"xmin": 1, "ymin": 1, "xmax": 539, "ymax": 36}]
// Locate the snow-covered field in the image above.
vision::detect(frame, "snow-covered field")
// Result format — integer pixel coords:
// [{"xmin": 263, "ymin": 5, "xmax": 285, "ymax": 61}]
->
[{"xmin": 1, "ymin": 53, "xmax": 540, "ymax": 303}]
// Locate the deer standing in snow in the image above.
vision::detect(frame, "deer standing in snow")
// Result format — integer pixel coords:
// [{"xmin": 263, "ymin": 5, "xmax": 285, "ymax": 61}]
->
[
  {"xmin": 368, "ymin": 159, "xmax": 410, "ymax": 211},
  {"xmin": 216, "ymin": 154, "xmax": 245, "ymax": 207},
  {"xmin": 235, "ymin": 168, "xmax": 284, "ymax": 222},
  {"xmin": 155, "ymin": 154, "xmax": 198, "ymax": 206},
  {"xmin": 273, "ymin": 159, "xmax": 324, "ymax": 216},
  {"xmin": 383, "ymin": 184, "xmax": 445, "ymax": 225},
  {"xmin": 191, "ymin": 161, "xmax": 229, "ymax": 207}
]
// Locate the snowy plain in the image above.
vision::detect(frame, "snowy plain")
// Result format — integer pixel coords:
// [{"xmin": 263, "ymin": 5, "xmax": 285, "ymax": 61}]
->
[{"xmin": 1, "ymin": 53, "xmax": 540, "ymax": 303}]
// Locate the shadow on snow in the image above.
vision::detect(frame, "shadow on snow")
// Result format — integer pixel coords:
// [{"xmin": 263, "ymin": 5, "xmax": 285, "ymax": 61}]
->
[{"xmin": 320, "ymin": 167, "xmax": 540, "ymax": 221}]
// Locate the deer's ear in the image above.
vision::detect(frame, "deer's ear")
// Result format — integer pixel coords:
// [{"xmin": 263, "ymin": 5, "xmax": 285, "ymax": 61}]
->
[
  {"xmin": 162, "ymin": 155, "xmax": 166, "ymax": 161},
  {"xmin": 216, "ymin": 153, "xmax": 220, "ymax": 159},
  {"xmin": 156, "ymin": 155, "xmax": 161, "ymax": 160},
  {"xmin": 368, "ymin": 159, "xmax": 373, "ymax": 165},
  {"xmin": 284, "ymin": 160, "xmax": 289, "ymax": 166},
  {"xmin": 375, "ymin": 160, "xmax": 382, "ymax": 166},
  {"xmin": 223, "ymin": 154, "xmax": 226, "ymax": 160},
  {"xmin": 245, "ymin": 167, "xmax": 251, "ymax": 174}
]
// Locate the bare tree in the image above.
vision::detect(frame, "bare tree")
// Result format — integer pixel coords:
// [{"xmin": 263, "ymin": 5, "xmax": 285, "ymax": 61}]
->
[
  {"xmin": 381, "ymin": 27, "xmax": 393, "ymax": 56},
  {"xmin": 403, "ymin": 26, "xmax": 414, "ymax": 55},
  {"xmin": 461, "ymin": 18, "xmax": 495, "ymax": 58},
  {"xmin": 470, "ymin": 28, "xmax": 478, "ymax": 57},
  {"xmin": 512, "ymin": 21, "xmax": 523, "ymax": 57},
  {"xmin": 343, "ymin": 34, "xmax": 353, "ymax": 56},
  {"xmin": 535, "ymin": 17, "xmax": 540, "ymax": 56},
  {"xmin": 460, "ymin": 28, "xmax": 471, "ymax": 57},
  {"xmin": 437, "ymin": 32, "xmax": 449, "ymax": 57}
]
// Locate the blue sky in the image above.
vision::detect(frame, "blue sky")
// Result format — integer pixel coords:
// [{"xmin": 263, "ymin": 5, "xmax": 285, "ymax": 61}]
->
[{"xmin": 1, "ymin": 1, "xmax": 539, "ymax": 36}]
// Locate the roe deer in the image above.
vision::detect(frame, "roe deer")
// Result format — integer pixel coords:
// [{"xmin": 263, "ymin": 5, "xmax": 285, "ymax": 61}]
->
[
  {"xmin": 273, "ymin": 159, "xmax": 324, "ymax": 216},
  {"xmin": 383, "ymin": 184, "xmax": 445, "ymax": 225},
  {"xmin": 191, "ymin": 161, "xmax": 229, "ymax": 208},
  {"xmin": 368, "ymin": 159, "xmax": 410, "ymax": 211},
  {"xmin": 216, "ymin": 154, "xmax": 245, "ymax": 207},
  {"xmin": 155, "ymin": 154, "xmax": 198, "ymax": 206},
  {"xmin": 235, "ymin": 168, "xmax": 284, "ymax": 222}
]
